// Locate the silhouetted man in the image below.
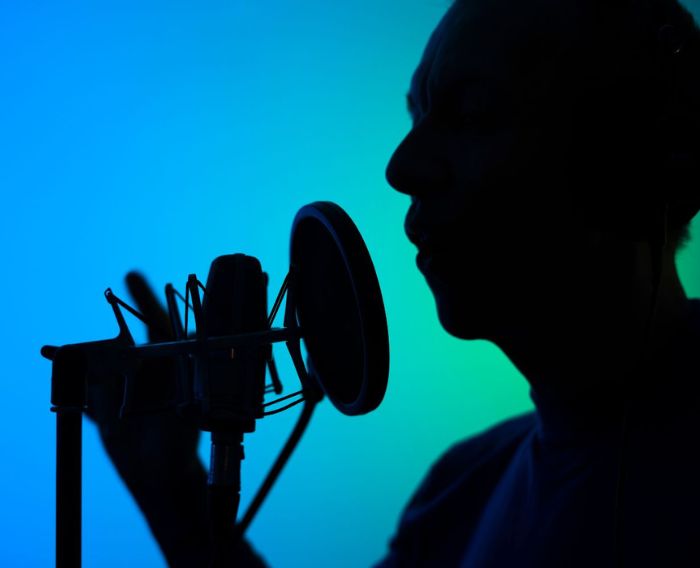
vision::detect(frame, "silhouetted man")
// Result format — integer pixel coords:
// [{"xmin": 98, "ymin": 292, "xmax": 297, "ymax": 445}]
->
[
  {"xmin": 378, "ymin": 0, "xmax": 700, "ymax": 566},
  {"xmin": 89, "ymin": 0, "xmax": 700, "ymax": 566}
]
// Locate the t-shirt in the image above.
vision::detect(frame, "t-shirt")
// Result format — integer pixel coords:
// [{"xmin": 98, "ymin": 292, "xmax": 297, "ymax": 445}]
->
[{"xmin": 374, "ymin": 299, "xmax": 700, "ymax": 567}]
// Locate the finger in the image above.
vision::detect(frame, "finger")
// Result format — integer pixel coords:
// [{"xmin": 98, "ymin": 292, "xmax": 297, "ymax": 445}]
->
[{"xmin": 125, "ymin": 271, "xmax": 174, "ymax": 343}]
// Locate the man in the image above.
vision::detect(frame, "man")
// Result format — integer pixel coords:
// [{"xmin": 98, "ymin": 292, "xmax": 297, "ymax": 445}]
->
[
  {"xmin": 377, "ymin": 0, "xmax": 700, "ymax": 566},
  {"xmin": 90, "ymin": 0, "xmax": 700, "ymax": 566}
]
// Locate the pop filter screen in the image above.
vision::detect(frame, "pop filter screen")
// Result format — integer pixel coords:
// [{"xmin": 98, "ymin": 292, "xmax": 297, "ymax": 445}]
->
[{"xmin": 290, "ymin": 202, "xmax": 389, "ymax": 416}]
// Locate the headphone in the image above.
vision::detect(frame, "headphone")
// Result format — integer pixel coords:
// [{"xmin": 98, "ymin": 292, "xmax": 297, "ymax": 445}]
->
[
  {"xmin": 655, "ymin": 22, "xmax": 700, "ymax": 230},
  {"xmin": 612, "ymin": 21, "xmax": 699, "ymax": 568}
]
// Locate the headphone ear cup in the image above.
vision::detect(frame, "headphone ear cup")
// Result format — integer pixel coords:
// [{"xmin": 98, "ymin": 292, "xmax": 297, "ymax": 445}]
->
[
  {"xmin": 652, "ymin": 24, "xmax": 700, "ymax": 226},
  {"xmin": 658, "ymin": 118, "xmax": 700, "ymax": 228}
]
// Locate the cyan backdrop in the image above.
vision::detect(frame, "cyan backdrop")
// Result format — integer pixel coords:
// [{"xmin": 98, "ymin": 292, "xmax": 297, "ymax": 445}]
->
[{"xmin": 2, "ymin": 1, "xmax": 699, "ymax": 566}]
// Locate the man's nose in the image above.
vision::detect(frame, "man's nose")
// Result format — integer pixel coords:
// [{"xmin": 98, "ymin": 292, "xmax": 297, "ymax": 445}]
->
[{"xmin": 385, "ymin": 125, "xmax": 449, "ymax": 197}]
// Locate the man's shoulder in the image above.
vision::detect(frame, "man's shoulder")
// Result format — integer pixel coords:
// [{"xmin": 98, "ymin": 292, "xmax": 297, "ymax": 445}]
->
[
  {"xmin": 405, "ymin": 411, "xmax": 536, "ymax": 514},
  {"xmin": 428, "ymin": 411, "xmax": 537, "ymax": 489},
  {"xmin": 377, "ymin": 411, "xmax": 538, "ymax": 568},
  {"xmin": 439, "ymin": 411, "xmax": 536, "ymax": 465}
]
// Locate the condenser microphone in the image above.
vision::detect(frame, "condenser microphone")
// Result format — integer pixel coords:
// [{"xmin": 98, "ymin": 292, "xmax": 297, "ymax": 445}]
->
[
  {"xmin": 194, "ymin": 254, "xmax": 268, "ymax": 432},
  {"xmin": 191, "ymin": 254, "xmax": 268, "ymax": 566}
]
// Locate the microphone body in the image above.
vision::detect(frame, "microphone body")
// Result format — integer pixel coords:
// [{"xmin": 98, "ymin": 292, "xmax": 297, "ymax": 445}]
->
[
  {"xmin": 193, "ymin": 254, "xmax": 268, "ymax": 566},
  {"xmin": 194, "ymin": 254, "xmax": 268, "ymax": 433}
]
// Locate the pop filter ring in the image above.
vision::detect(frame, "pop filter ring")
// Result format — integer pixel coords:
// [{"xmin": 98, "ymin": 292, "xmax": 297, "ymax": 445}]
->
[{"xmin": 289, "ymin": 201, "xmax": 389, "ymax": 416}]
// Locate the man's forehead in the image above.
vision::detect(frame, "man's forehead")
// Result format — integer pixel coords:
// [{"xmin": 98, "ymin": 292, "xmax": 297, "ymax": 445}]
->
[
  {"xmin": 409, "ymin": 0, "xmax": 587, "ymax": 103},
  {"xmin": 409, "ymin": 1, "xmax": 482, "ymax": 98}
]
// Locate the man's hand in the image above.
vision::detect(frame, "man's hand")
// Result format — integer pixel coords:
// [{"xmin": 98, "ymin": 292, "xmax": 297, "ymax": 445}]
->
[
  {"xmin": 84, "ymin": 272, "xmax": 213, "ymax": 566},
  {"xmin": 85, "ymin": 272, "xmax": 268, "ymax": 567},
  {"xmin": 85, "ymin": 271, "xmax": 201, "ymax": 489}
]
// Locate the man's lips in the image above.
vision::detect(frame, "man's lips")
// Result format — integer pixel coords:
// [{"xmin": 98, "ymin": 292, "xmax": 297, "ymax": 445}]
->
[
  {"xmin": 405, "ymin": 213, "xmax": 437, "ymax": 248},
  {"xmin": 405, "ymin": 220, "xmax": 449, "ymax": 255},
  {"xmin": 404, "ymin": 201, "xmax": 474, "ymax": 271},
  {"xmin": 404, "ymin": 201, "xmax": 458, "ymax": 252},
  {"xmin": 416, "ymin": 247, "xmax": 434, "ymax": 272},
  {"xmin": 406, "ymin": 226, "xmax": 447, "ymax": 273},
  {"xmin": 407, "ymin": 230, "xmax": 437, "ymax": 257}
]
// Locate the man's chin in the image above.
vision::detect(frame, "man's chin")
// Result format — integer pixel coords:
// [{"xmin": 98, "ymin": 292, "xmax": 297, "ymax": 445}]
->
[{"xmin": 434, "ymin": 295, "xmax": 500, "ymax": 340}]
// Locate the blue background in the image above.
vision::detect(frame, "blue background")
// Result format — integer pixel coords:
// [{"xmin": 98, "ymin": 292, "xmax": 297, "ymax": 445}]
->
[{"xmin": 2, "ymin": 1, "xmax": 699, "ymax": 566}]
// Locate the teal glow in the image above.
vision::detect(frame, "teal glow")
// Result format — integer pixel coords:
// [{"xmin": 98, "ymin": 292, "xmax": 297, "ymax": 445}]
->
[{"xmin": 2, "ymin": 1, "xmax": 699, "ymax": 566}]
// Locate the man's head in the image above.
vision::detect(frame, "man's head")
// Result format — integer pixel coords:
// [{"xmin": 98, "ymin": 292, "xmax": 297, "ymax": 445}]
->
[{"xmin": 386, "ymin": 0, "xmax": 700, "ymax": 344}]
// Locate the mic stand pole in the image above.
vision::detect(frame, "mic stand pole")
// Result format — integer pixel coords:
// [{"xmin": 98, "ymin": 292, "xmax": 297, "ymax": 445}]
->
[
  {"xmin": 48, "ymin": 345, "xmax": 87, "ymax": 568},
  {"xmin": 208, "ymin": 430, "xmax": 244, "ymax": 567}
]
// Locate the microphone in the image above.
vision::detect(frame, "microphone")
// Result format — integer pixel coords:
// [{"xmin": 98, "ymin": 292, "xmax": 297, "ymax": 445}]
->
[
  {"xmin": 192, "ymin": 254, "xmax": 268, "ymax": 566},
  {"xmin": 194, "ymin": 254, "xmax": 268, "ymax": 431},
  {"xmin": 41, "ymin": 201, "xmax": 390, "ymax": 568}
]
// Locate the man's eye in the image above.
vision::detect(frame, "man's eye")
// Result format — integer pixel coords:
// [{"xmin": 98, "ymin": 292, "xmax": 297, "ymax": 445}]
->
[
  {"xmin": 456, "ymin": 110, "xmax": 482, "ymax": 128},
  {"xmin": 432, "ymin": 100, "xmax": 490, "ymax": 131},
  {"xmin": 447, "ymin": 107, "xmax": 491, "ymax": 132}
]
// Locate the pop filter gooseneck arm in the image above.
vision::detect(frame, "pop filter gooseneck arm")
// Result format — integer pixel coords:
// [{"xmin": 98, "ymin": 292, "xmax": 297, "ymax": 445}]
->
[
  {"xmin": 238, "ymin": 267, "xmax": 324, "ymax": 536},
  {"xmin": 237, "ymin": 401, "xmax": 317, "ymax": 536}
]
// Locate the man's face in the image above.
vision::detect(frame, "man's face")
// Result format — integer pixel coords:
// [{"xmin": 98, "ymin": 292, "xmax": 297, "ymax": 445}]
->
[{"xmin": 386, "ymin": 0, "xmax": 622, "ymax": 342}]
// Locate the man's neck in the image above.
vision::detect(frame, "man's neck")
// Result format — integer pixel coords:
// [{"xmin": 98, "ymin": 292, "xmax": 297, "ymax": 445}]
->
[{"xmin": 493, "ymin": 257, "xmax": 691, "ymax": 409}]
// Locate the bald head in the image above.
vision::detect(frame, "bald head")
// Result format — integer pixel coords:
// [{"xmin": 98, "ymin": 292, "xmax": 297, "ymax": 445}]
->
[
  {"xmin": 403, "ymin": 0, "xmax": 700, "ymax": 245},
  {"xmin": 386, "ymin": 0, "xmax": 700, "ymax": 339}
]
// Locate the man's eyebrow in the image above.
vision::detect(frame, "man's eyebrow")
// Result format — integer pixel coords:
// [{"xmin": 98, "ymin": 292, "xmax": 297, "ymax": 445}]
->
[{"xmin": 405, "ymin": 76, "xmax": 505, "ymax": 120}]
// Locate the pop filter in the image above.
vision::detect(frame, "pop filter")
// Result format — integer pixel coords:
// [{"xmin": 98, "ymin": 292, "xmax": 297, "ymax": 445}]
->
[{"xmin": 290, "ymin": 202, "xmax": 389, "ymax": 416}]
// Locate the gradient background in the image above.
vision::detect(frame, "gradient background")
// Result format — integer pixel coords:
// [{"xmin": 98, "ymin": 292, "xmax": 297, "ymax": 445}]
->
[{"xmin": 2, "ymin": 1, "xmax": 700, "ymax": 566}]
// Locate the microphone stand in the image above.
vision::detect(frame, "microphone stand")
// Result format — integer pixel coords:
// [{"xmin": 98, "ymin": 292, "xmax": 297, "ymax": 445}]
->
[
  {"xmin": 44, "ymin": 291, "xmax": 136, "ymax": 568},
  {"xmin": 42, "ymin": 265, "xmax": 320, "ymax": 568}
]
